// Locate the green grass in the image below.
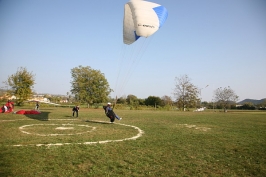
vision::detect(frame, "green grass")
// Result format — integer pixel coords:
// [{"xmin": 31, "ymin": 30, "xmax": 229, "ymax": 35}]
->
[{"xmin": 0, "ymin": 107, "xmax": 266, "ymax": 177}]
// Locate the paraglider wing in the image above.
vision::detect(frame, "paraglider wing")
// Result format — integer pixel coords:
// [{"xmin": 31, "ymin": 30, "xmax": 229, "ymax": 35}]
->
[
  {"xmin": 123, "ymin": 3, "xmax": 139, "ymax": 45},
  {"xmin": 123, "ymin": 0, "xmax": 168, "ymax": 45}
]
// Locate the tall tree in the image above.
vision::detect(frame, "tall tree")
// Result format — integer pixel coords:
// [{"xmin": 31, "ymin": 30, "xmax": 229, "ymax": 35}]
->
[
  {"xmin": 70, "ymin": 66, "xmax": 111, "ymax": 105},
  {"xmin": 117, "ymin": 96, "xmax": 127, "ymax": 104},
  {"xmin": 213, "ymin": 86, "xmax": 238, "ymax": 112},
  {"xmin": 5, "ymin": 67, "xmax": 35, "ymax": 105},
  {"xmin": 145, "ymin": 96, "xmax": 162, "ymax": 107},
  {"xmin": 126, "ymin": 94, "xmax": 139, "ymax": 109},
  {"xmin": 173, "ymin": 75, "xmax": 198, "ymax": 111},
  {"xmin": 126, "ymin": 94, "xmax": 138, "ymax": 105},
  {"xmin": 161, "ymin": 95, "xmax": 172, "ymax": 106}
]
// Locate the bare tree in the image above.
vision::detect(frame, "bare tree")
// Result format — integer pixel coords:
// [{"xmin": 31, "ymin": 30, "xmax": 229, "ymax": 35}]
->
[
  {"xmin": 213, "ymin": 86, "xmax": 238, "ymax": 112},
  {"xmin": 161, "ymin": 95, "xmax": 172, "ymax": 106},
  {"xmin": 173, "ymin": 75, "xmax": 198, "ymax": 111}
]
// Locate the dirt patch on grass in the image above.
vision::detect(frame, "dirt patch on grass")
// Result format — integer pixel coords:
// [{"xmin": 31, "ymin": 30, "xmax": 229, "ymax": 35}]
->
[{"xmin": 178, "ymin": 124, "xmax": 211, "ymax": 131}]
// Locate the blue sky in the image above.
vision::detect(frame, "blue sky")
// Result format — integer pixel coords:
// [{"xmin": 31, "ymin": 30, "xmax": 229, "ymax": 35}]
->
[{"xmin": 0, "ymin": 0, "xmax": 265, "ymax": 102}]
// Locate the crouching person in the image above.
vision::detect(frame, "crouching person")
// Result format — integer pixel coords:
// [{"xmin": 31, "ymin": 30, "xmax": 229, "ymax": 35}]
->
[{"xmin": 72, "ymin": 105, "xmax": 79, "ymax": 117}]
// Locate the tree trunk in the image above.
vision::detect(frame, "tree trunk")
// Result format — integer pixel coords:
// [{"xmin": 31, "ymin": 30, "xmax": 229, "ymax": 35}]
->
[{"xmin": 224, "ymin": 107, "xmax": 227, "ymax": 112}]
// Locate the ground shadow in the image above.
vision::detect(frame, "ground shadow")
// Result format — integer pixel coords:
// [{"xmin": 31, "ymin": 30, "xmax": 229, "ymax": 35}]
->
[
  {"xmin": 85, "ymin": 120, "xmax": 112, "ymax": 124},
  {"xmin": 24, "ymin": 111, "xmax": 50, "ymax": 121},
  {"xmin": 35, "ymin": 108, "xmax": 55, "ymax": 111}
]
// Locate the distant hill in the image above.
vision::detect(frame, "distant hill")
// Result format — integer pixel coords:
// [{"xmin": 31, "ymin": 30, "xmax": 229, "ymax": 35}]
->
[{"xmin": 237, "ymin": 98, "xmax": 266, "ymax": 105}]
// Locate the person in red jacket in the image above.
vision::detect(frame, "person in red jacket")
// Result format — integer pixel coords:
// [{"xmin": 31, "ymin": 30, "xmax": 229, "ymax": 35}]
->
[{"xmin": 5, "ymin": 100, "xmax": 14, "ymax": 112}]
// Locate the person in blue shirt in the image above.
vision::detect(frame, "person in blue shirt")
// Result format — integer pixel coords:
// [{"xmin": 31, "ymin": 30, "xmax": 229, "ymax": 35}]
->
[{"xmin": 103, "ymin": 102, "xmax": 122, "ymax": 123}]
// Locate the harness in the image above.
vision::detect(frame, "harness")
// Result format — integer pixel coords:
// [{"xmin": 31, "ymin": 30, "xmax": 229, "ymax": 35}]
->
[{"xmin": 103, "ymin": 106, "xmax": 115, "ymax": 122}]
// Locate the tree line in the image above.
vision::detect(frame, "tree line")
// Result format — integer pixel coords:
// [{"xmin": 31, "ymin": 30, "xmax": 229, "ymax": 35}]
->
[{"xmin": 2, "ymin": 66, "xmax": 246, "ymax": 112}]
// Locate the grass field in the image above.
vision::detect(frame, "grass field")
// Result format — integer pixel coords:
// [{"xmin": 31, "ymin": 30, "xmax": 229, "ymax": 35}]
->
[{"xmin": 0, "ymin": 106, "xmax": 266, "ymax": 177}]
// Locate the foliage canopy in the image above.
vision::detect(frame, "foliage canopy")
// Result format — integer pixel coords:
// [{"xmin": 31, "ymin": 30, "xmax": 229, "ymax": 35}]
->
[
  {"xmin": 145, "ymin": 96, "xmax": 162, "ymax": 107},
  {"xmin": 5, "ymin": 67, "xmax": 35, "ymax": 105},
  {"xmin": 70, "ymin": 66, "xmax": 111, "ymax": 104}
]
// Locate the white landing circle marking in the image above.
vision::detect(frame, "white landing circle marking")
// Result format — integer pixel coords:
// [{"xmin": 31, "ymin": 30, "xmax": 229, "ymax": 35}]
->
[
  {"xmin": 56, "ymin": 127, "xmax": 74, "ymax": 130},
  {"xmin": 12, "ymin": 120, "xmax": 144, "ymax": 147},
  {"xmin": 19, "ymin": 124, "xmax": 96, "ymax": 136}
]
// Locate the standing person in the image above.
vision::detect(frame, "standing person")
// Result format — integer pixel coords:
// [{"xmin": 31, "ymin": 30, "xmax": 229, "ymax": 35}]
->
[
  {"xmin": 35, "ymin": 102, "xmax": 39, "ymax": 110},
  {"xmin": 103, "ymin": 102, "xmax": 122, "ymax": 123},
  {"xmin": 72, "ymin": 105, "xmax": 79, "ymax": 117}
]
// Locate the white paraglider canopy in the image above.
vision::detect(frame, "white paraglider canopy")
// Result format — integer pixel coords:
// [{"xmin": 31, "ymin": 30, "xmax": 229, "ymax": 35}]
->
[
  {"xmin": 113, "ymin": 0, "xmax": 168, "ymax": 100},
  {"xmin": 123, "ymin": 0, "xmax": 168, "ymax": 45}
]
